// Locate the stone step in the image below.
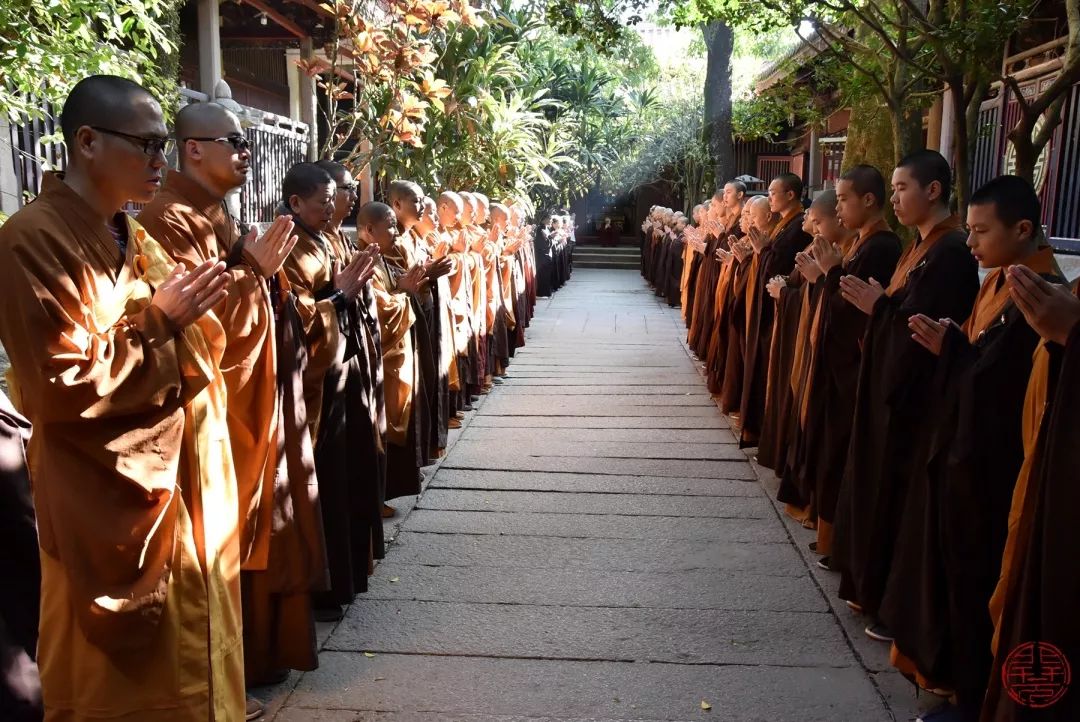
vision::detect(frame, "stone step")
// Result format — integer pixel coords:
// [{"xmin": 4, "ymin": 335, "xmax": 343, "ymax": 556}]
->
[
  {"xmin": 574, "ymin": 247, "xmax": 641, "ymax": 257},
  {"xmin": 574, "ymin": 259, "xmax": 641, "ymax": 270}
]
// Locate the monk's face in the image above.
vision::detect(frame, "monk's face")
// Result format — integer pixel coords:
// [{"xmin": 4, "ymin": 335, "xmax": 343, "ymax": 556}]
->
[
  {"xmin": 77, "ymin": 93, "xmax": 169, "ymax": 204},
  {"xmin": 290, "ymin": 182, "xmax": 336, "ymax": 232},
  {"xmin": 802, "ymin": 212, "xmax": 816, "ymax": 236},
  {"xmin": 965, "ymin": 201, "xmax": 1034, "ymax": 269},
  {"xmin": 331, "ymin": 170, "xmax": 358, "ymax": 223},
  {"xmin": 768, "ymin": 179, "xmax": 794, "ymax": 215},
  {"xmin": 475, "ymin": 198, "xmax": 489, "ymax": 224},
  {"xmin": 835, "ymin": 178, "xmax": 873, "ymax": 231},
  {"xmin": 751, "ymin": 200, "xmax": 772, "ymax": 232},
  {"xmin": 891, "ymin": 165, "xmax": 940, "ymax": 228},
  {"xmin": 420, "ymin": 200, "xmax": 438, "ymax": 229},
  {"xmin": 393, "ymin": 186, "xmax": 424, "ymax": 227},
  {"xmin": 808, "ymin": 205, "xmax": 844, "ymax": 243},
  {"xmin": 184, "ymin": 113, "xmax": 250, "ymax": 192},
  {"xmin": 460, "ymin": 196, "xmax": 476, "ymax": 224},
  {"xmin": 366, "ymin": 210, "xmax": 399, "ymax": 254},
  {"xmin": 723, "ymin": 183, "xmax": 742, "ymax": 210},
  {"xmin": 437, "ymin": 198, "xmax": 461, "ymax": 227},
  {"xmin": 740, "ymin": 205, "xmax": 752, "ymax": 234}
]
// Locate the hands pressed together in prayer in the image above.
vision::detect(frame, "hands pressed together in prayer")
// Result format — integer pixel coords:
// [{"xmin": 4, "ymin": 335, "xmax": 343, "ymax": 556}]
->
[
  {"xmin": 794, "ymin": 249, "xmax": 822, "ymax": 283},
  {"xmin": 396, "ymin": 265, "xmax": 430, "ymax": 295},
  {"xmin": 908, "ymin": 314, "xmax": 957, "ymax": 355},
  {"xmin": 766, "ymin": 275, "xmax": 787, "ymax": 300},
  {"xmin": 425, "ymin": 256, "xmax": 454, "ymax": 281},
  {"xmin": 812, "ymin": 234, "xmax": 843, "ymax": 275},
  {"xmin": 839, "ymin": 275, "xmax": 885, "ymax": 315},
  {"xmin": 153, "ymin": 259, "xmax": 230, "ymax": 329},
  {"xmin": 748, "ymin": 227, "xmax": 769, "ymax": 253},
  {"xmin": 715, "ymin": 246, "xmax": 733, "ymax": 264},
  {"xmin": 335, "ymin": 244, "xmax": 380, "ymax": 301},
  {"xmin": 244, "ymin": 215, "xmax": 299, "ymax": 278},
  {"xmin": 1007, "ymin": 264, "xmax": 1080, "ymax": 346},
  {"xmin": 731, "ymin": 238, "xmax": 753, "ymax": 263}
]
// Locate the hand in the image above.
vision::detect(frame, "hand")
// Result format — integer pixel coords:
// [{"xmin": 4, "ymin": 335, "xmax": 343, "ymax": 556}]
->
[
  {"xmin": 715, "ymin": 246, "xmax": 733, "ymax": 264},
  {"xmin": 749, "ymin": 227, "xmax": 770, "ymax": 253},
  {"xmin": 1007, "ymin": 264, "xmax": 1080, "ymax": 345},
  {"xmin": 812, "ymin": 234, "xmax": 843, "ymax": 275},
  {"xmin": 908, "ymin": 314, "xmax": 953, "ymax": 355},
  {"xmin": 152, "ymin": 259, "xmax": 229, "ymax": 329},
  {"xmin": 732, "ymin": 240, "xmax": 753, "ymax": 263},
  {"xmin": 334, "ymin": 245, "xmax": 379, "ymax": 300},
  {"xmin": 840, "ymin": 275, "xmax": 885, "ymax": 315},
  {"xmin": 766, "ymin": 275, "xmax": 786, "ymax": 300},
  {"xmin": 244, "ymin": 215, "xmax": 298, "ymax": 278},
  {"xmin": 426, "ymin": 256, "xmax": 453, "ymax": 280},
  {"xmin": 396, "ymin": 265, "xmax": 429, "ymax": 295},
  {"xmin": 795, "ymin": 251, "xmax": 823, "ymax": 282}
]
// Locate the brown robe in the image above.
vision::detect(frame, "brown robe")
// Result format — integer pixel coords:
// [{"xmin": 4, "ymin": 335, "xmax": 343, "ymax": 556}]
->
[
  {"xmin": 0, "ymin": 174, "xmax": 243, "ymax": 720},
  {"xmin": 832, "ymin": 216, "xmax": 979, "ymax": 618},
  {"xmin": 982, "ymin": 283, "xmax": 1080, "ymax": 722},
  {"xmin": 138, "ymin": 174, "xmax": 327, "ymax": 684}
]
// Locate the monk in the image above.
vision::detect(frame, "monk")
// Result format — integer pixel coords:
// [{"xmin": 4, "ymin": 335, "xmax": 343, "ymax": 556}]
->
[
  {"xmin": 803, "ymin": 165, "xmax": 901, "ymax": 563},
  {"xmin": 716, "ymin": 203, "xmax": 756, "ymax": 415},
  {"xmin": 831, "ymin": 150, "xmax": 979, "ymax": 642},
  {"xmin": 356, "ymin": 202, "xmax": 430, "ymax": 502},
  {"xmin": 981, "ymin": 264, "xmax": 1080, "ymax": 722},
  {"xmin": 137, "ymin": 102, "xmax": 333, "ymax": 698},
  {"xmin": 772, "ymin": 192, "xmax": 856, "ymax": 526},
  {"xmin": 437, "ymin": 191, "xmax": 475, "ymax": 421},
  {"xmin": 315, "ymin": 160, "xmax": 388, "ymax": 525},
  {"xmin": 278, "ymin": 162, "xmax": 380, "ymax": 619},
  {"xmin": 687, "ymin": 192, "xmax": 726, "ymax": 357},
  {"xmin": 0, "ymin": 75, "xmax": 243, "ymax": 720},
  {"xmin": 877, "ymin": 176, "xmax": 1064, "ymax": 721},
  {"xmin": 680, "ymin": 204, "xmax": 707, "ymax": 326},
  {"xmin": 739, "ymin": 173, "xmax": 810, "ymax": 448},
  {"xmin": 704, "ymin": 184, "xmax": 747, "ymax": 396}
]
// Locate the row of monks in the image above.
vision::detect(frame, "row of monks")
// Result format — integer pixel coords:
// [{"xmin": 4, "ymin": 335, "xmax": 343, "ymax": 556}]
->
[
  {"xmin": 533, "ymin": 213, "xmax": 575, "ymax": 297},
  {"xmin": 0, "ymin": 75, "xmax": 555, "ymax": 721},
  {"xmin": 642, "ymin": 152, "xmax": 1080, "ymax": 722}
]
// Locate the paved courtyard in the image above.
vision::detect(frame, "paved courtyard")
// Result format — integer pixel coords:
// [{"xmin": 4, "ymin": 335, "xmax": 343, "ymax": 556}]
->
[{"xmin": 265, "ymin": 268, "xmax": 930, "ymax": 722}]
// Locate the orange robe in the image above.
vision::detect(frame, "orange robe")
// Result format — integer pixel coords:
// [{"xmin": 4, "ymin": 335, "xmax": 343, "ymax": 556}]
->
[
  {"xmin": 138, "ymin": 174, "xmax": 326, "ymax": 684},
  {"xmin": 365, "ymin": 249, "xmax": 417, "ymax": 448},
  {"xmin": 0, "ymin": 174, "xmax": 243, "ymax": 720}
]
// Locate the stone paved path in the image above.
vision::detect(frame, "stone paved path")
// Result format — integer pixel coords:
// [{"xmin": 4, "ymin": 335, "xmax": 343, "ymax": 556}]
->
[{"xmin": 269, "ymin": 269, "xmax": 920, "ymax": 722}]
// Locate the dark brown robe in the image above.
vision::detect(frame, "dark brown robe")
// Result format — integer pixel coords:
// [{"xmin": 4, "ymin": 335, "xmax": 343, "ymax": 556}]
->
[
  {"xmin": 803, "ymin": 227, "xmax": 902, "ymax": 544},
  {"xmin": 981, "ymin": 291, "xmax": 1080, "ymax": 722},
  {"xmin": 832, "ymin": 216, "xmax": 979, "ymax": 618},
  {"xmin": 739, "ymin": 209, "xmax": 810, "ymax": 447},
  {"xmin": 880, "ymin": 249, "xmax": 1062, "ymax": 720}
]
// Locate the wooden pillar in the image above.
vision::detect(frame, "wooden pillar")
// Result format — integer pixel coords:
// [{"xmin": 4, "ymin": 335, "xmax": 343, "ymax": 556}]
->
[
  {"xmin": 299, "ymin": 38, "xmax": 318, "ymax": 161},
  {"xmin": 197, "ymin": 0, "xmax": 223, "ymax": 99},
  {"xmin": 939, "ymin": 88, "xmax": 956, "ymax": 164},
  {"xmin": 0, "ymin": 118, "xmax": 21, "ymax": 214},
  {"xmin": 926, "ymin": 96, "xmax": 944, "ymax": 152}
]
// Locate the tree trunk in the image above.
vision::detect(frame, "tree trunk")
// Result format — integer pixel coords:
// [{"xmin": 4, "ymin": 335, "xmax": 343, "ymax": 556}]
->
[
  {"xmin": 702, "ymin": 22, "xmax": 735, "ymax": 190},
  {"xmin": 843, "ymin": 94, "xmax": 896, "ymax": 173}
]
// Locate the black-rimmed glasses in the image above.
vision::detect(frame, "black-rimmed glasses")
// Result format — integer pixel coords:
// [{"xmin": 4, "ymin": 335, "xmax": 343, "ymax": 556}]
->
[
  {"xmin": 183, "ymin": 134, "xmax": 252, "ymax": 152},
  {"xmin": 91, "ymin": 127, "xmax": 174, "ymax": 157},
  {"xmin": 338, "ymin": 183, "xmax": 358, "ymax": 194}
]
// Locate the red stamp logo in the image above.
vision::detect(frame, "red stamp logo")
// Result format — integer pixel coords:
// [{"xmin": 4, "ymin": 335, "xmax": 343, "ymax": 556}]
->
[{"xmin": 1002, "ymin": 641, "xmax": 1072, "ymax": 709}]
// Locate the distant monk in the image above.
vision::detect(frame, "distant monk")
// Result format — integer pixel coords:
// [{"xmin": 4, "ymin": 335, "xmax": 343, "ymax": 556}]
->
[
  {"xmin": 138, "ymin": 100, "xmax": 334, "ymax": 696},
  {"xmin": 716, "ymin": 203, "xmax": 756, "ymax": 414},
  {"xmin": 0, "ymin": 75, "xmax": 239, "ymax": 720},
  {"xmin": 739, "ymin": 173, "xmax": 810, "ymax": 448},
  {"xmin": 802, "ymin": 165, "xmax": 901, "ymax": 563},
  {"xmin": 831, "ymin": 150, "xmax": 979, "ymax": 642}
]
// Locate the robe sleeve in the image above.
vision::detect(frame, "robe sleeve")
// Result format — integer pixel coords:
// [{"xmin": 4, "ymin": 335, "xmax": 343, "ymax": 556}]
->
[
  {"xmin": 371, "ymin": 271, "xmax": 415, "ymax": 347},
  {"xmin": 283, "ymin": 246, "xmax": 342, "ymax": 394}
]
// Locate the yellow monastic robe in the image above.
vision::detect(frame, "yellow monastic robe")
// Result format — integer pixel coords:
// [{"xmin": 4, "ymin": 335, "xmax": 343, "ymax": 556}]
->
[
  {"xmin": 423, "ymin": 228, "xmax": 460, "ymax": 389},
  {"xmin": 0, "ymin": 174, "xmax": 242, "ymax": 721},
  {"xmin": 366, "ymin": 251, "xmax": 417, "ymax": 446},
  {"xmin": 443, "ymin": 227, "xmax": 474, "ymax": 358},
  {"xmin": 137, "ymin": 172, "xmax": 278, "ymax": 571},
  {"xmin": 282, "ymin": 227, "xmax": 343, "ymax": 443},
  {"xmin": 467, "ymin": 229, "xmax": 488, "ymax": 339}
]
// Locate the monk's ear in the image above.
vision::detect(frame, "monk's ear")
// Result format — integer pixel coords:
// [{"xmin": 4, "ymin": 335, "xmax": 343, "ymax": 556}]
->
[
  {"xmin": 71, "ymin": 126, "xmax": 98, "ymax": 163},
  {"xmin": 1016, "ymin": 219, "xmax": 1035, "ymax": 243},
  {"xmin": 926, "ymin": 180, "xmax": 944, "ymax": 205},
  {"xmin": 288, "ymin": 194, "xmax": 302, "ymax": 214}
]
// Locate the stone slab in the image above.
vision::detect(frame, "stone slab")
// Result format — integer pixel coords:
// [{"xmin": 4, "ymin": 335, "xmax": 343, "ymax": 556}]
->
[
  {"xmin": 482, "ymin": 394, "xmax": 715, "ymax": 409},
  {"xmin": 401, "ymin": 510, "xmax": 789, "ymax": 542},
  {"xmin": 468, "ymin": 416, "xmax": 729, "ymax": 430},
  {"xmin": 428, "ymin": 469, "xmax": 756, "ymax": 496},
  {"xmin": 276, "ymin": 651, "xmax": 885, "ymax": 716},
  {"xmin": 495, "ymin": 385, "xmax": 711, "ymax": 395},
  {"xmin": 441, "ymin": 453, "xmax": 754, "ymax": 479},
  {"xmin": 326, "ymin": 600, "xmax": 848, "ymax": 668},
  {"xmin": 416, "ymin": 489, "xmax": 769, "ymax": 518},
  {"xmin": 362, "ymin": 563, "xmax": 824, "ymax": 612},
  {"xmin": 384, "ymin": 531, "xmax": 805, "ymax": 575},
  {"xmin": 446, "ymin": 438, "xmax": 742, "ymax": 461},
  {"xmin": 459, "ymin": 428, "xmax": 734, "ymax": 444}
]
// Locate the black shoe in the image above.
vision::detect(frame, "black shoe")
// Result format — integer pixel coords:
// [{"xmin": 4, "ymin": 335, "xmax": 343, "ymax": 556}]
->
[
  {"xmin": 864, "ymin": 622, "xmax": 893, "ymax": 642},
  {"xmin": 808, "ymin": 541, "xmax": 818, "ymax": 553},
  {"xmin": 462, "ymin": 403, "xmax": 474, "ymax": 411},
  {"xmin": 314, "ymin": 605, "xmax": 344, "ymax": 623},
  {"xmin": 816, "ymin": 556, "xmax": 832, "ymax": 571}
]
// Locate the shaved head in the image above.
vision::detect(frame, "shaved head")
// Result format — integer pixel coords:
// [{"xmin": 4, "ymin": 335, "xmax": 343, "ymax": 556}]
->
[
  {"xmin": 175, "ymin": 102, "xmax": 239, "ymax": 144},
  {"xmin": 387, "ymin": 179, "xmax": 424, "ymax": 203},
  {"xmin": 438, "ymin": 191, "xmax": 463, "ymax": 211},
  {"xmin": 315, "ymin": 159, "xmax": 350, "ymax": 186},
  {"xmin": 357, "ymin": 201, "xmax": 395, "ymax": 227},
  {"xmin": 61, "ymin": 75, "xmax": 158, "ymax": 147}
]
